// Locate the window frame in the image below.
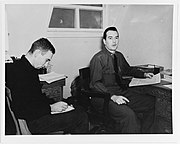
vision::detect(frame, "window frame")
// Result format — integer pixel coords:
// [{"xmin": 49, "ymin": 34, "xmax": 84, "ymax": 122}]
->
[{"xmin": 46, "ymin": 4, "xmax": 106, "ymax": 38}]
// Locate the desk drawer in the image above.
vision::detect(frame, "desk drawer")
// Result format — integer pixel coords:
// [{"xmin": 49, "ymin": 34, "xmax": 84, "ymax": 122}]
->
[
  {"xmin": 156, "ymin": 97, "xmax": 172, "ymax": 122},
  {"xmin": 155, "ymin": 116, "xmax": 173, "ymax": 134},
  {"xmin": 42, "ymin": 85, "xmax": 63, "ymax": 101},
  {"xmin": 41, "ymin": 79, "xmax": 66, "ymax": 102},
  {"xmin": 129, "ymin": 85, "xmax": 172, "ymax": 134}
]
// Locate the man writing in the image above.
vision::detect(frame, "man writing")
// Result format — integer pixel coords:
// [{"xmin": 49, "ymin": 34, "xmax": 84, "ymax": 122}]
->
[
  {"xmin": 6, "ymin": 38, "xmax": 88, "ymax": 134},
  {"xmin": 90, "ymin": 26, "xmax": 155, "ymax": 133}
]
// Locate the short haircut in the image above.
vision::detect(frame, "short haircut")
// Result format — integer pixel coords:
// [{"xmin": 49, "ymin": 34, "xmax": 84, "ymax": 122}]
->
[
  {"xmin": 102, "ymin": 26, "xmax": 119, "ymax": 40},
  {"xmin": 28, "ymin": 38, "xmax": 55, "ymax": 54}
]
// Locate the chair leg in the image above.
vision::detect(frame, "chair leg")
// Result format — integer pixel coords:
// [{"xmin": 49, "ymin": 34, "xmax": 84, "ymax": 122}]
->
[{"xmin": 88, "ymin": 121, "xmax": 91, "ymax": 131}]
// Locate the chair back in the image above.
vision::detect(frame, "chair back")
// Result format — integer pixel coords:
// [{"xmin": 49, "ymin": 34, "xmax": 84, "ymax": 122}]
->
[
  {"xmin": 79, "ymin": 67, "xmax": 91, "ymax": 90},
  {"xmin": 18, "ymin": 119, "xmax": 31, "ymax": 135},
  {"xmin": 78, "ymin": 67, "xmax": 113, "ymax": 131},
  {"xmin": 6, "ymin": 86, "xmax": 21, "ymax": 135},
  {"xmin": 5, "ymin": 87, "xmax": 31, "ymax": 135}
]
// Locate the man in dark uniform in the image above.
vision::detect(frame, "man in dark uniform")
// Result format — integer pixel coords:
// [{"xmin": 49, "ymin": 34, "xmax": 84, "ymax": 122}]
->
[{"xmin": 90, "ymin": 26, "xmax": 155, "ymax": 133}]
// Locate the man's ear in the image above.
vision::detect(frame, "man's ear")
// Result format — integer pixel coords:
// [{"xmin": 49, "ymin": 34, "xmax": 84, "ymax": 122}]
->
[
  {"xmin": 103, "ymin": 39, "xmax": 106, "ymax": 45},
  {"xmin": 33, "ymin": 49, "xmax": 41, "ymax": 58}
]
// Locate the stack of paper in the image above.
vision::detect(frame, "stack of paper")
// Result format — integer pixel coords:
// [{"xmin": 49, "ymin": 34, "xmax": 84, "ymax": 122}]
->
[
  {"xmin": 163, "ymin": 84, "xmax": 172, "ymax": 89},
  {"xmin": 162, "ymin": 69, "xmax": 172, "ymax": 76},
  {"xmin": 129, "ymin": 73, "xmax": 161, "ymax": 87},
  {"xmin": 39, "ymin": 71, "xmax": 67, "ymax": 83},
  {"xmin": 161, "ymin": 69, "xmax": 172, "ymax": 83}
]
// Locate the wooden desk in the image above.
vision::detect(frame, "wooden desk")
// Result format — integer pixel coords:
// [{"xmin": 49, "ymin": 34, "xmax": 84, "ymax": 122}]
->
[
  {"xmin": 41, "ymin": 78, "xmax": 66, "ymax": 102},
  {"xmin": 130, "ymin": 80, "xmax": 172, "ymax": 134}
]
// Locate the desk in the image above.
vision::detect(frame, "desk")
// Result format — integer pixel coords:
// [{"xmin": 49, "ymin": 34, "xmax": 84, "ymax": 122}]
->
[
  {"xmin": 130, "ymin": 80, "xmax": 172, "ymax": 134},
  {"xmin": 41, "ymin": 78, "xmax": 66, "ymax": 102}
]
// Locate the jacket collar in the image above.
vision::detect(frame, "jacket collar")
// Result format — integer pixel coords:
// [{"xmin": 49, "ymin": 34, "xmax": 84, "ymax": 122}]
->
[
  {"xmin": 20, "ymin": 55, "xmax": 37, "ymax": 72},
  {"xmin": 102, "ymin": 46, "xmax": 116, "ymax": 57}
]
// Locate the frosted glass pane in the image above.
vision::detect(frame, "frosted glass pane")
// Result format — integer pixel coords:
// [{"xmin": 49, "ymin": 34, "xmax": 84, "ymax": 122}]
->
[
  {"xmin": 80, "ymin": 10, "xmax": 103, "ymax": 29},
  {"xmin": 49, "ymin": 8, "xmax": 75, "ymax": 28}
]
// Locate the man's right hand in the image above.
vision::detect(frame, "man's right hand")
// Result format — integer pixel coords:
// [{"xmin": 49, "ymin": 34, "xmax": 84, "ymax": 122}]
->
[
  {"xmin": 111, "ymin": 95, "xmax": 130, "ymax": 105},
  {"xmin": 50, "ymin": 101, "xmax": 68, "ymax": 112}
]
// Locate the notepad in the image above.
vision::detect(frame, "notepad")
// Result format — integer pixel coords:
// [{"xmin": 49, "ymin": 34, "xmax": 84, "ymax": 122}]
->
[
  {"xmin": 51, "ymin": 105, "xmax": 75, "ymax": 114},
  {"xmin": 129, "ymin": 73, "xmax": 161, "ymax": 87}
]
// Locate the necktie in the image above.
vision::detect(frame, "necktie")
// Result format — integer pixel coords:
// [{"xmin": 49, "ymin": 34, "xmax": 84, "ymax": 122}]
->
[{"xmin": 113, "ymin": 54, "xmax": 121, "ymax": 85}]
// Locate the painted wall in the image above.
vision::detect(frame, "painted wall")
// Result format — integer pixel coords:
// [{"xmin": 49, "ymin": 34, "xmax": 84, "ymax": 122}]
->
[
  {"xmin": 107, "ymin": 5, "xmax": 173, "ymax": 68},
  {"xmin": 48, "ymin": 37, "xmax": 102, "ymax": 97},
  {"xmin": 6, "ymin": 4, "xmax": 173, "ymax": 98},
  {"xmin": 6, "ymin": 4, "xmax": 49, "ymax": 56}
]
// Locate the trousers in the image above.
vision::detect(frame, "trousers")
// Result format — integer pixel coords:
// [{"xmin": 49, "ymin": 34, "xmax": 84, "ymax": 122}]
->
[
  {"xmin": 27, "ymin": 107, "xmax": 89, "ymax": 134},
  {"xmin": 91, "ymin": 88, "xmax": 155, "ymax": 134}
]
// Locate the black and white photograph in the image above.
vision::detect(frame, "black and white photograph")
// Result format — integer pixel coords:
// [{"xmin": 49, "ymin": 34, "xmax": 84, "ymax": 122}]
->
[{"xmin": 1, "ymin": 0, "xmax": 180, "ymax": 144}]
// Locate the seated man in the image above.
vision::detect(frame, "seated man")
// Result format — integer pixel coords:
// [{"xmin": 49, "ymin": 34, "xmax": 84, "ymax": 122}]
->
[
  {"xmin": 89, "ymin": 26, "xmax": 155, "ymax": 133},
  {"xmin": 6, "ymin": 38, "xmax": 88, "ymax": 134}
]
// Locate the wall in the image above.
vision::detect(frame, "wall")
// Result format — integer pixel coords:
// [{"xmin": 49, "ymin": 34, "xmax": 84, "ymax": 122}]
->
[
  {"xmin": 6, "ymin": 4, "xmax": 49, "ymax": 56},
  {"xmin": 107, "ymin": 5, "xmax": 173, "ymax": 68},
  {"xmin": 48, "ymin": 37, "xmax": 101, "ymax": 97},
  {"xmin": 6, "ymin": 4, "xmax": 173, "ymax": 98}
]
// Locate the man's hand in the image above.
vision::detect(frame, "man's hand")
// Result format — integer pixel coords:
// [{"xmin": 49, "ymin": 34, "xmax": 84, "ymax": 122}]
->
[
  {"xmin": 111, "ymin": 95, "xmax": 130, "ymax": 105},
  {"xmin": 144, "ymin": 73, "xmax": 154, "ymax": 78},
  {"xmin": 50, "ymin": 101, "xmax": 68, "ymax": 112}
]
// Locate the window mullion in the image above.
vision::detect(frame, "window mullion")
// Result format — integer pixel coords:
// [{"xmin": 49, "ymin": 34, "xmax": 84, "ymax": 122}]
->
[{"xmin": 76, "ymin": 8, "xmax": 80, "ymax": 29}]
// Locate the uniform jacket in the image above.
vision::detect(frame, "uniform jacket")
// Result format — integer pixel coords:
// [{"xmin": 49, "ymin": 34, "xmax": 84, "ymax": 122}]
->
[{"xmin": 90, "ymin": 48, "xmax": 145, "ymax": 96}]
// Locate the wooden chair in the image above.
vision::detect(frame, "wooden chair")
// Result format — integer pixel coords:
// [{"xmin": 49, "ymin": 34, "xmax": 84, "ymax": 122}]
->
[
  {"xmin": 5, "ymin": 86, "xmax": 64, "ymax": 135},
  {"xmin": 78, "ymin": 67, "xmax": 114, "ymax": 133},
  {"xmin": 77, "ymin": 67, "xmax": 146, "ymax": 133},
  {"xmin": 5, "ymin": 86, "xmax": 31, "ymax": 135}
]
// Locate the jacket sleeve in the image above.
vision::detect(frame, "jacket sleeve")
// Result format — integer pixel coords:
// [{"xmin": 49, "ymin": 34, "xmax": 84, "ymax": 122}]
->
[
  {"xmin": 120, "ymin": 53, "xmax": 145, "ymax": 78},
  {"xmin": 89, "ymin": 55, "xmax": 114, "ymax": 96}
]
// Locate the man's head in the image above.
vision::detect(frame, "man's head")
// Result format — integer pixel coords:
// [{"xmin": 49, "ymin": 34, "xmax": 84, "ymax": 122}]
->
[
  {"xmin": 26, "ymin": 38, "xmax": 55, "ymax": 69},
  {"xmin": 103, "ymin": 26, "xmax": 119, "ymax": 53}
]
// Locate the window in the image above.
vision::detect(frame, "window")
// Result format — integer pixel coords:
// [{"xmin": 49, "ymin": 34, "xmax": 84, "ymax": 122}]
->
[
  {"xmin": 49, "ymin": 8, "xmax": 75, "ymax": 28},
  {"xmin": 79, "ymin": 9, "xmax": 102, "ymax": 29},
  {"xmin": 47, "ymin": 4, "xmax": 105, "ymax": 37}
]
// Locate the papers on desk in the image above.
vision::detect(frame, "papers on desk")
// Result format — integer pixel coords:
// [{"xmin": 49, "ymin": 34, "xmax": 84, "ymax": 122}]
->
[
  {"xmin": 39, "ymin": 71, "xmax": 67, "ymax": 83},
  {"xmin": 129, "ymin": 73, "xmax": 161, "ymax": 87},
  {"xmin": 161, "ymin": 77, "xmax": 172, "ymax": 89},
  {"xmin": 51, "ymin": 105, "xmax": 75, "ymax": 114},
  {"xmin": 163, "ymin": 84, "xmax": 172, "ymax": 89},
  {"xmin": 163, "ymin": 75, "xmax": 172, "ymax": 83}
]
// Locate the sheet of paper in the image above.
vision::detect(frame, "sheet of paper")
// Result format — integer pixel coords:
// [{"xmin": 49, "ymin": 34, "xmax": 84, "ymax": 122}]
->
[
  {"xmin": 129, "ymin": 73, "xmax": 161, "ymax": 87},
  {"xmin": 39, "ymin": 71, "xmax": 67, "ymax": 83},
  {"xmin": 51, "ymin": 105, "xmax": 75, "ymax": 114}
]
